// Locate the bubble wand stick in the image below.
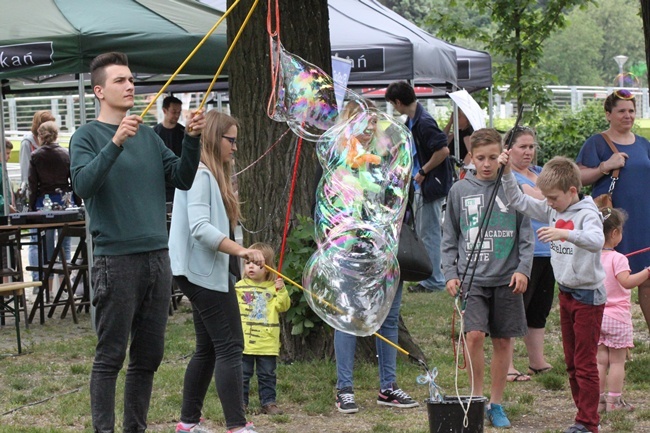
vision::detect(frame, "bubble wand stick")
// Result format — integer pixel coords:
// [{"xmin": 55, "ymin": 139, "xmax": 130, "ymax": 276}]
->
[{"xmin": 264, "ymin": 264, "xmax": 430, "ymax": 372}]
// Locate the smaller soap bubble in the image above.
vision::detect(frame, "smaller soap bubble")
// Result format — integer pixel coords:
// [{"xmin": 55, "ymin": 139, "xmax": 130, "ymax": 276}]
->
[
  {"xmin": 303, "ymin": 223, "xmax": 401, "ymax": 336},
  {"xmin": 268, "ymin": 41, "xmax": 340, "ymax": 141}
]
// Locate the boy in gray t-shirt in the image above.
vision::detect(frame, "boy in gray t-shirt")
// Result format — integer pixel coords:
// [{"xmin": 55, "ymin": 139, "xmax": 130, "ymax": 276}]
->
[{"xmin": 442, "ymin": 128, "xmax": 533, "ymax": 429}]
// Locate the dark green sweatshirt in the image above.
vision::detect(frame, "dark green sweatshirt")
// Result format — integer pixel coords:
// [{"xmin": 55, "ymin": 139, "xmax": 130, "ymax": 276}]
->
[{"xmin": 70, "ymin": 120, "xmax": 200, "ymax": 255}]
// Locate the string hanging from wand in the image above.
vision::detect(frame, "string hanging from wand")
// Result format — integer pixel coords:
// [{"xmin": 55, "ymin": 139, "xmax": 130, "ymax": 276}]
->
[{"xmin": 264, "ymin": 264, "xmax": 430, "ymax": 372}]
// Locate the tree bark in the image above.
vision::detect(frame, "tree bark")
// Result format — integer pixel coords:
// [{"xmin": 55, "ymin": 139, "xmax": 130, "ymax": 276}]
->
[
  {"xmin": 226, "ymin": 0, "xmax": 427, "ymax": 364},
  {"xmin": 227, "ymin": 0, "xmax": 329, "ymax": 248}
]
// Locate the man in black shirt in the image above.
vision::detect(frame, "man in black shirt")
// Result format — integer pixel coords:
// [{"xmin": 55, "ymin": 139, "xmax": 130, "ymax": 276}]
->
[{"xmin": 153, "ymin": 96, "xmax": 185, "ymax": 202}]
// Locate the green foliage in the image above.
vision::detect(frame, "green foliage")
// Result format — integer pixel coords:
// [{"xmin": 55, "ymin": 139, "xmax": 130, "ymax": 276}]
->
[
  {"xmin": 428, "ymin": 0, "xmax": 593, "ymax": 123},
  {"xmin": 539, "ymin": 7, "xmax": 605, "ymax": 85},
  {"xmin": 540, "ymin": 0, "xmax": 646, "ymax": 86},
  {"xmin": 377, "ymin": 0, "xmax": 432, "ymax": 26},
  {"xmin": 536, "ymin": 101, "xmax": 609, "ymax": 164},
  {"xmin": 280, "ymin": 214, "xmax": 322, "ymax": 337}
]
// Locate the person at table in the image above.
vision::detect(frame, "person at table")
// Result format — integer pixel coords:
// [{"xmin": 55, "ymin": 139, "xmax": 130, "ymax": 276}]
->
[
  {"xmin": 576, "ymin": 89, "xmax": 650, "ymax": 333},
  {"xmin": 70, "ymin": 51, "xmax": 205, "ymax": 433},
  {"xmin": 444, "ymin": 107, "xmax": 473, "ymax": 167},
  {"xmin": 1, "ymin": 138, "xmax": 16, "ymax": 215},
  {"xmin": 27, "ymin": 120, "xmax": 76, "ymax": 266},
  {"xmin": 20, "ymin": 110, "xmax": 55, "ymax": 188},
  {"xmin": 153, "ymin": 95, "xmax": 185, "ymax": 202},
  {"xmin": 20, "ymin": 110, "xmax": 55, "ymax": 286}
]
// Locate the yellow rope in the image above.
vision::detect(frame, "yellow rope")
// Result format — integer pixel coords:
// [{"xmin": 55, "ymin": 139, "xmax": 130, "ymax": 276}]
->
[
  {"xmin": 138, "ymin": 0, "xmax": 243, "ymax": 118},
  {"xmin": 197, "ymin": 0, "xmax": 261, "ymax": 111},
  {"xmin": 264, "ymin": 264, "xmax": 410, "ymax": 357}
]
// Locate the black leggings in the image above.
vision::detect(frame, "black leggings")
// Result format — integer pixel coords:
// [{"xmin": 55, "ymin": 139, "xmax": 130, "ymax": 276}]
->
[
  {"xmin": 174, "ymin": 276, "xmax": 246, "ymax": 429},
  {"xmin": 523, "ymin": 257, "xmax": 556, "ymax": 329}
]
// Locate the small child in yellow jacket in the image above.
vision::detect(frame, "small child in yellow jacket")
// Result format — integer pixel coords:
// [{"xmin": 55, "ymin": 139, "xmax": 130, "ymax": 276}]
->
[{"xmin": 236, "ymin": 242, "xmax": 290, "ymax": 415}]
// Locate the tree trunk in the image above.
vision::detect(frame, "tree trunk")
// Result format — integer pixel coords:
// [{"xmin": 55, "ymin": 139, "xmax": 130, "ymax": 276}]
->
[
  {"xmin": 642, "ymin": 0, "xmax": 650, "ymax": 86},
  {"xmin": 227, "ymin": 0, "xmax": 427, "ymax": 364},
  {"xmin": 227, "ymin": 0, "xmax": 330, "ymax": 248}
]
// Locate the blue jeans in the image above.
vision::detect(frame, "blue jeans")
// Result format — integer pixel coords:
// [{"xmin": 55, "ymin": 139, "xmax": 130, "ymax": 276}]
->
[
  {"xmin": 243, "ymin": 355, "xmax": 278, "ymax": 406},
  {"xmin": 29, "ymin": 229, "xmax": 71, "ymax": 280},
  {"xmin": 175, "ymin": 275, "xmax": 247, "ymax": 430},
  {"xmin": 90, "ymin": 250, "xmax": 171, "ymax": 433},
  {"xmin": 335, "ymin": 282, "xmax": 403, "ymax": 390},
  {"xmin": 417, "ymin": 196, "xmax": 445, "ymax": 291}
]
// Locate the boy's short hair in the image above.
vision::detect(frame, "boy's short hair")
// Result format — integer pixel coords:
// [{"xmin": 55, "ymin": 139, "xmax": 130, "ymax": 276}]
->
[
  {"xmin": 249, "ymin": 242, "xmax": 276, "ymax": 282},
  {"xmin": 5, "ymin": 139, "xmax": 13, "ymax": 150},
  {"xmin": 470, "ymin": 128, "xmax": 502, "ymax": 152},
  {"xmin": 163, "ymin": 96, "xmax": 182, "ymax": 109},
  {"xmin": 90, "ymin": 52, "xmax": 129, "ymax": 88},
  {"xmin": 385, "ymin": 81, "xmax": 416, "ymax": 105},
  {"xmin": 537, "ymin": 156, "xmax": 582, "ymax": 192}
]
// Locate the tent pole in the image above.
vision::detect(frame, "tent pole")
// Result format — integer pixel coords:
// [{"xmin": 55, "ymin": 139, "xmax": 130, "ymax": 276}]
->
[
  {"xmin": 488, "ymin": 86, "xmax": 494, "ymax": 128},
  {"xmin": 77, "ymin": 72, "xmax": 94, "ymax": 327},
  {"xmin": 453, "ymin": 101, "xmax": 459, "ymax": 162},
  {"xmin": 78, "ymin": 73, "xmax": 87, "ymax": 126},
  {"xmin": 0, "ymin": 87, "xmax": 10, "ymax": 216}
]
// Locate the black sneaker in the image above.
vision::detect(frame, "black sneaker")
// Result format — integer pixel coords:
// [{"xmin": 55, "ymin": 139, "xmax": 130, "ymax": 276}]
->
[
  {"xmin": 377, "ymin": 383, "xmax": 419, "ymax": 408},
  {"xmin": 336, "ymin": 387, "xmax": 359, "ymax": 414},
  {"xmin": 407, "ymin": 283, "xmax": 428, "ymax": 293}
]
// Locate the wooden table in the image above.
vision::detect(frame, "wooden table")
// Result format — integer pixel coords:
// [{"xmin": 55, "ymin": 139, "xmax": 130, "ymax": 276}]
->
[{"xmin": 0, "ymin": 220, "xmax": 87, "ymax": 324}]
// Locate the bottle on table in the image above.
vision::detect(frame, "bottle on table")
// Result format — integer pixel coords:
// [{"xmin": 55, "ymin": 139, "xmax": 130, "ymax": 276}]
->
[{"xmin": 42, "ymin": 194, "xmax": 53, "ymax": 211}]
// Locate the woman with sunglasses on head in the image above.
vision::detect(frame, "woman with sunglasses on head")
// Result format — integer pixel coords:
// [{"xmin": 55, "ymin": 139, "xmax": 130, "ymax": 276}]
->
[
  {"xmin": 577, "ymin": 89, "xmax": 650, "ymax": 333},
  {"xmin": 169, "ymin": 110, "xmax": 265, "ymax": 433},
  {"xmin": 503, "ymin": 126, "xmax": 555, "ymax": 383}
]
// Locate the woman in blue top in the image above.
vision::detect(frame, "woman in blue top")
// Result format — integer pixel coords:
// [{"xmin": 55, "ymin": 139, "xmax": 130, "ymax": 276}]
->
[
  {"xmin": 505, "ymin": 126, "xmax": 555, "ymax": 381},
  {"xmin": 577, "ymin": 90, "xmax": 650, "ymax": 333}
]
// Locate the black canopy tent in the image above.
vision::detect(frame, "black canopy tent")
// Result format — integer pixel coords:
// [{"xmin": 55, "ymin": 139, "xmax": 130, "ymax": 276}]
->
[{"xmin": 201, "ymin": 0, "xmax": 491, "ymax": 94}]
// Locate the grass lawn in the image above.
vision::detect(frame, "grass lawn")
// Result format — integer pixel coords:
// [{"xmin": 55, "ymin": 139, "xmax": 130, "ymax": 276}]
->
[{"xmin": 1, "ymin": 286, "xmax": 649, "ymax": 432}]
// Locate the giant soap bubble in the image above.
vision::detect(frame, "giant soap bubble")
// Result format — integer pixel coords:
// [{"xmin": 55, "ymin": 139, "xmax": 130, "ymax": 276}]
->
[
  {"xmin": 268, "ymin": 41, "xmax": 340, "ymax": 141},
  {"xmin": 303, "ymin": 223, "xmax": 400, "ymax": 336},
  {"xmin": 304, "ymin": 102, "xmax": 412, "ymax": 336}
]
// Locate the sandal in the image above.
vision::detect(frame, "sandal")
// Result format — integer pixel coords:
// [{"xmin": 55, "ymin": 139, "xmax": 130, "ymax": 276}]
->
[
  {"xmin": 528, "ymin": 366, "xmax": 553, "ymax": 375},
  {"xmin": 506, "ymin": 372, "xmax": 531, "ymax": 382}
]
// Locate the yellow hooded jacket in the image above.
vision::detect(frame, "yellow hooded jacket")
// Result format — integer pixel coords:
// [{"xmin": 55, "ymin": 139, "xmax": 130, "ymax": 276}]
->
[{"xmin": 236, "ymin": 278, "xmax": 291, "ymax": 356}]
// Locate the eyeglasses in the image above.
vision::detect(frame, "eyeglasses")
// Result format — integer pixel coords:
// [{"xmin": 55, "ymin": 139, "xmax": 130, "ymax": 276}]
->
[
  {"xmin": 222, "ymin": 135, "xmax": 238, "ymax": 147},
  {"xmin": 614, "ymin": 89, "xmax": 635, "ymax": 100}
]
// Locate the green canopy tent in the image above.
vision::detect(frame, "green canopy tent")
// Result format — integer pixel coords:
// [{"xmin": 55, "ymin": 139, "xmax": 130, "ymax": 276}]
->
[
  {"xmin": 0, "ymin": 0, "xmax": 226, "ymax": 81},
  {"xmin": 0, "ymin": 0, "xmax": 228, "ymax": 215}
]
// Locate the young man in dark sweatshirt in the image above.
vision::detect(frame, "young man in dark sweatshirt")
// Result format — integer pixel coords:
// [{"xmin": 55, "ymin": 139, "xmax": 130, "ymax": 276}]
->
[{"xmin": 70, "ymin": 52, "xmax": 205, "ymax": 433}]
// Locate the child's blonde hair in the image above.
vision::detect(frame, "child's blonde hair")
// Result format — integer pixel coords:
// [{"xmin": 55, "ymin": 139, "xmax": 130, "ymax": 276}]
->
[
  {"xmin": 469, "ymin": 128, "xmax": 502, "ymax": 152},
  {"xmin": 537, "ymin": 156, "xmax": 582, "ymax": 193},
  {"xmin": 249, "ymin": 242, "xmax": 276, "ymax": 282},
  {"xmin": 600, "ymin": 207, "xmax": 628, "ymax": 241}
]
